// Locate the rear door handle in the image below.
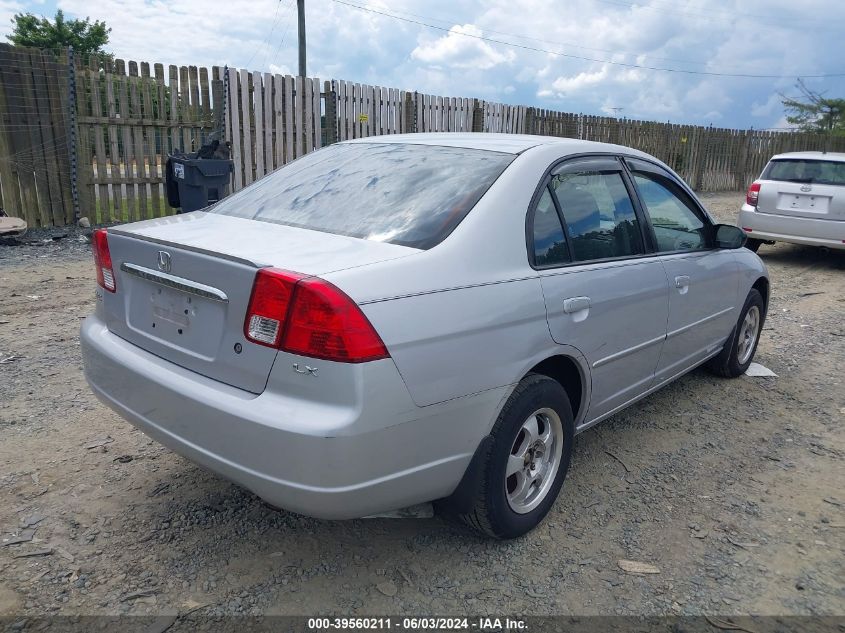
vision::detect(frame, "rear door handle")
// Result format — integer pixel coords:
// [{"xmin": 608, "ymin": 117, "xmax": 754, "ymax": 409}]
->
[
  {"xmin": 563, "ymin": 296, "xmax": 591, "ymax": 313},
  {"xmin": 674, "ymin": 275, "xmax": 690, "ymax": 289}
]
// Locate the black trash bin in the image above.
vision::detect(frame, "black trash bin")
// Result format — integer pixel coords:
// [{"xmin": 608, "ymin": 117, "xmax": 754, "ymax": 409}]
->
[{"xmin": 168, "ymin": 156, "xmax": 234, "ymax": 213}]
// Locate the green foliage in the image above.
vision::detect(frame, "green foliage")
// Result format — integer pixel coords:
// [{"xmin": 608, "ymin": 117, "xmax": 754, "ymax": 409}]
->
[
  {"xmin": 7, "ymin": 9, "xmax": 110, "ymax": 55},
  {"xmin": 781, "ymin": 79, "xmax": 845, "ymax": 137}
]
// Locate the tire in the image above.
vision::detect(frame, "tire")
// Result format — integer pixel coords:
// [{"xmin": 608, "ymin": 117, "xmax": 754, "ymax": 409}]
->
[
  {"xmin": 449, "ymin": 374, "xmax": 575, "ymax": 539},
  {"xmin": 745, "ymin": 238, "xmax": 763, "ymax": 253},
  {"xmin": 707, "ymin": 288, "xmax": 765, "ymax": 378}
]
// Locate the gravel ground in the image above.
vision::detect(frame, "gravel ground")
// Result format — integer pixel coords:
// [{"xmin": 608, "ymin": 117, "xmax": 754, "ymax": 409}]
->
[{"xmin": 0, "ymin": 192, "xmax": 843, "ymax": 620}]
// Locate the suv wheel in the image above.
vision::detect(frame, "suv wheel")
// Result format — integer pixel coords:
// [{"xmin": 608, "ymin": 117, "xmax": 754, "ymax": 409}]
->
[{"xmin": 450, "ymin": 374, "xmax": 574, "ymax": 539}]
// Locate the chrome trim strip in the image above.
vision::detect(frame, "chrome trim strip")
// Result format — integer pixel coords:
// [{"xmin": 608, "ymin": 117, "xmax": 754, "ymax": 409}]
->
[
  {"xmin": 120, "ymin": 263, "xmax": 229, "ymax": 303},
  {"xmin": 592, "ymin": 333, "xmax": 666, "ymax": 369},
  {"xmin": 666, "ymin": 306, "xmax": 734, "ymax": 340}
]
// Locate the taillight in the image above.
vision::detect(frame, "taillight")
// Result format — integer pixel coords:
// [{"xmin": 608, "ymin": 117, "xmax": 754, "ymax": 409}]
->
[
  {"xmin": 746, "ymin": 182, "xmax": 761, "ymax": 207},
  {"xmin": 283, "ymin": 278, "xmax": 389, "ymax": 362},
  {"xmin": 92, "ymin": 229, "xmax": 116, "ymax": 292},
  {"xmin": 243, "ymin": 268, "xmax": 389, "ymax": 363},
  {"xmin": 244, "ymin": 268, "xmax": 303, "ymax": 347}
]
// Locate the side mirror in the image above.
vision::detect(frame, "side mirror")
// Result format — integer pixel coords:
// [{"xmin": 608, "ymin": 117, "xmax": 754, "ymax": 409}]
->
[{"xmin": 714, "ymin": 224, "xmax": 746, "ymax": 249}]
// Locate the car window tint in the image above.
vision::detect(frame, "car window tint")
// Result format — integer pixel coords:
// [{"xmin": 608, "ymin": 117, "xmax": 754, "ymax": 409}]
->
[
  {"xmin": 632, "ymin": 172, "xmax": 708, "ymax": 252},
  {"xmin": 551, "ymin": 170, "xmax": 643, "ymax": 262},
  {"xmin": 209, "ymin": 143, "xmax": 514, "ymax": 250},
  {"xmin": 532, "ymin": 187, "xmax": 569, "ymax": 266}
]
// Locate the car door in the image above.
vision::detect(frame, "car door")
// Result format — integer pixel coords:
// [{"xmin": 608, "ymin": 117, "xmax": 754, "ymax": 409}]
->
[
  {"xmin": 530, "ymin": 156, "xmax": 670, "ymax": 423},
  {"xmin": 625, "ymin": 157, "xmax": 740, "ymax": 384}
]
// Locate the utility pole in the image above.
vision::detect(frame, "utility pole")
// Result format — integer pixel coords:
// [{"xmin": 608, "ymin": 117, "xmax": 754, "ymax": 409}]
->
[{"xmin": 297, "ymin": 0, "xmax": 306, "ymax": 77}]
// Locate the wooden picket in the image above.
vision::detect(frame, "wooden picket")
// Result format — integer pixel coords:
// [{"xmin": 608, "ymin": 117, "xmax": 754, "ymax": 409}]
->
[{"xmin": 415, "ymin": 93, "xmax": 474, "ymax": 132}]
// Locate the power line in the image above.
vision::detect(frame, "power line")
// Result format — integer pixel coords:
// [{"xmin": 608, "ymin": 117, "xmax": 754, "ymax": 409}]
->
[
  {"xmin": 260, "ymin": 0, "xmax": 287, "ymax": 69},
  {"xmin": 330, "ymin": 0, "xmax": 845, "ymax": 80},
  {"xmin": 332, "ymin": 2, "xmax": 711, "ymax": 68},
  {"xmin": 270, "ymin": 0, "xmax": 297, "ymax": 71},
  {"xmin": 246, "ymin": 0, "xmax": 284, "ymax": 69}
]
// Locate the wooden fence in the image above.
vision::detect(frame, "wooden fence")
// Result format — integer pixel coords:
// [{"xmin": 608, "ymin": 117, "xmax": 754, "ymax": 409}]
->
[
  {"xmin": 75, "ymin": 56, "xmax": 224, "ymax": 224},
  {"xmin": 0, "ymin": 45, "xmax": 74, "ymax": 226},
  {"xmin": 3, "ymin": 44, "xmax": 845, "ymax": 227}
]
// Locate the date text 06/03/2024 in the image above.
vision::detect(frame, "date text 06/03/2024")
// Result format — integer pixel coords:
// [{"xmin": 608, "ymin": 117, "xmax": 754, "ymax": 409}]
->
[{"xmin": 306, "ymin": 617, "xmax": 528, "ymax": 630}]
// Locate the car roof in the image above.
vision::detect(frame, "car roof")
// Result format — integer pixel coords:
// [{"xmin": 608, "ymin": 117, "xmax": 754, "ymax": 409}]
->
[
  {"xmin": 341, "ymin": 132, "xmax": 652, "ymax": 157},
  {"xmin": 770, "ymin": 151, "xmax": 845, "ymax": 163}
]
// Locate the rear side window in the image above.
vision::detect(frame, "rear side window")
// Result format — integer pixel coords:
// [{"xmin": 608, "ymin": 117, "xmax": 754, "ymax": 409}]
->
[
  {"xmin": 763, "ymin": 159, "xmax": 845, "ymax": 186},
  {"xmin": 551, "ymin": 170, "xmax": 644, "ymax": 262},
  {"xmin": 209, "ymin": 143, "xmax": 513, "ymax": 249},
  {"xmin": 532, "ymin": 188, "xmax": 569, "ymax": 266}
]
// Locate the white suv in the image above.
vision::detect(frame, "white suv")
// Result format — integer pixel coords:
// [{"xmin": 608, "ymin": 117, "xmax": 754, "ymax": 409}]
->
[{"xmin": 739, "ymin": 151, "xmax": 845, "ymax": 252}]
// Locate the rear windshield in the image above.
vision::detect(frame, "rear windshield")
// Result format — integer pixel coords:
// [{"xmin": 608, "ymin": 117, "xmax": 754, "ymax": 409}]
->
[
  {"xmin": 763, "ymin": 158, "xmax": 845, "ymax": 186},
  {"xmin": 209, "ymin": 143, "xmax": 514, "ymax": 249}
]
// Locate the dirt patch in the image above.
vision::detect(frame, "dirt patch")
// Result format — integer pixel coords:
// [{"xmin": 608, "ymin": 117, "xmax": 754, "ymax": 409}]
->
[{"xmin": 0, "ymin": 192, "xmax": 843, "ymax": 617}]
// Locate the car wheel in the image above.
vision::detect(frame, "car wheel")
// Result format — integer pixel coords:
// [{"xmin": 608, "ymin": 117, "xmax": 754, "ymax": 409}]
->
[
  {"xmin": 707, "ymin": 288, "xmax": 765, "ymax": 378},
  {"xmin": 453, "ymin": 374, "xmax": 574, "ymax": 539},
  {"xmin": 745, "ymin": 238, "xmax": 763, "ymax": 252}
]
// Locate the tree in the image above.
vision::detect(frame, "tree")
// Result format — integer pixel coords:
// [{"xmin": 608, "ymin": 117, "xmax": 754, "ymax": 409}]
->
[
  {"xmin": 781, "ymin": 79, "xmax": 845, "ymax": 136},
  {"xmin": 7, "ymin": 9, "xmax": 110, "ymax": 55}
]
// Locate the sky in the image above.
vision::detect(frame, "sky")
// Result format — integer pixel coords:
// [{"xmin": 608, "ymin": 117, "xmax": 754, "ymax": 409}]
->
[{"xmin": 1, "ymin": 0, "xmax": 844, "ymax": 130}]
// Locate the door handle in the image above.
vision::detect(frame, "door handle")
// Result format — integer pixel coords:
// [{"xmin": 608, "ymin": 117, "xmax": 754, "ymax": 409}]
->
[
  {"xmin": 674, "ymin": 275, "xmax": 690, "ymax": 289},
  {"xmin": 563, "ymin": 296, "xmax": 591, "ymax": 313}
]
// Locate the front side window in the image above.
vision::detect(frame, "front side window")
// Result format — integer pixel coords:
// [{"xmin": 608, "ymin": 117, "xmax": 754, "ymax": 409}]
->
[
  {"xmin": 210, "ymin": 143, "xmax": 514, "ymax": 249},
  {"xmin": 630, "ymin": 166, "xmax": 708, "ymax": 252},
  {"xmin": 551, "ymin": 169, "xmax": 643, "ymax": 262},
  {"xmin": 532, "ymin": 188, "xmax": 569, "ymax": 266}
]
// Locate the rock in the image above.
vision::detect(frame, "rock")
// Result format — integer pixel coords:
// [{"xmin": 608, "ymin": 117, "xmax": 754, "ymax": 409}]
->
[
  {"xmin": 376, "ymin": 581, "xmax": 398, "ymax": 597},
  {"xmin": 83, "ymin": 436, "xmax": 113, "ymax": 450},
  {"xmin": 19, "ymin": 514, "xmax": 44, "ymax": 528},
  {"xmin": 618, "ymin": 560, "xmax": 661, "ymax": 575},
  {"xmin": 13, "ymin": 548, "xmax": 53, "ymax": 558},
  {"xmin": 4, "ymin": 529, "xmax": 36, "ymax": 545},
  {"xmin": 54, "ymin": 546, "xmax": 75, "ymax": 562},
  {"xmin": 77, "ymin": 217, "xmax": 91, "ymax": 229}
]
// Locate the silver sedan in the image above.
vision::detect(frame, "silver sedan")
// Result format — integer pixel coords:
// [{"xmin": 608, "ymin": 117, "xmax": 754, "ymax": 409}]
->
[{"xmin": 81, "ymin": 133, "xmax": 769, "ymax": 539}]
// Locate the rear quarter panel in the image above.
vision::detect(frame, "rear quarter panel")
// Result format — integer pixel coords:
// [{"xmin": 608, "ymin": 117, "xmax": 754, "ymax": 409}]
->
[{"xmin": 359, "ymin": 278, "xmax": 552, "ymax": 406}]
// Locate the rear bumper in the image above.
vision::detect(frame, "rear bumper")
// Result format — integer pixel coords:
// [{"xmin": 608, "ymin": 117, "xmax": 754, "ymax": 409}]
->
[
  {"xmin": 81, "ymin": 316, "xmax": 503, "ymax": 519},
  {"xmin": 739, "ymin": 204, "xmax": 845, "ymax": 250}
]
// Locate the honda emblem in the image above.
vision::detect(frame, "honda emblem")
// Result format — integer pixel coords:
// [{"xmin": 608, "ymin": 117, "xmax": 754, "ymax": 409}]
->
[{"xmin": 157, "ymin": 251, "xmax": 172, "ymax": 273}]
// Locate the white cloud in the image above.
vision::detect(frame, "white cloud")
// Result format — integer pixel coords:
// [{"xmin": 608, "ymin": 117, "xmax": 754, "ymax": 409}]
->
[
  {"xmin": 411, "ymin": 24, "xmax": 514, "ymax": 70},
  {"xmin": 550, "ymin": 67, "xmax": 609, "ymax": 95},
  {"xmin": 0, "ymin": 0, "xmax": 25, "ymax": 31},
  {"xmin": 1, "ymin": 0, "xmax": 842, "ymax": 129}
]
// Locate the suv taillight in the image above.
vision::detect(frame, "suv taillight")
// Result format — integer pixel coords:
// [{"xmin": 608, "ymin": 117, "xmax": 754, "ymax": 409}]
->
[
  {"xmin": 244, "ymin": 268, "xmax": 389, "ymax": 363},
  {"xmin": 746, "ymin": 182, "xmax": 761, "ymax": 207},
  {"xmin": 92, "ymin": 229, "xmax": 116, "ymax": 292}
]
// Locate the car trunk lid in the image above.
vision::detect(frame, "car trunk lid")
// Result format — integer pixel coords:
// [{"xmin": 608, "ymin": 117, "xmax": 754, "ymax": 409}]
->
[
  {"xmin": 100, "ymin": 212, "xmax": 417, "ymax": 393},
  {"xmin": 757, "ymin": 179, "xmax": 845, "ymax": 221}
]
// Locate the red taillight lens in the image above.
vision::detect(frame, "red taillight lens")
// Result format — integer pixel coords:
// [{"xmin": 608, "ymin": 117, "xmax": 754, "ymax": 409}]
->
[
  {"xmin": 746, "ymin": 182, "xmax": 761, "ymax": 207},
  {"xmin": 243, "ymin": 268, "xmax": 389, "ymax": 363},
  {"xmin": 92, "ymin": 229, "xmax": 116, "ymax": 292},
  {"xmin": 282, "ymin": 278, "xmax": 389, "ymax": 363},
  {"xmin": 244, "ymin": 268, "xmax": 303, "ymax": 347}
]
